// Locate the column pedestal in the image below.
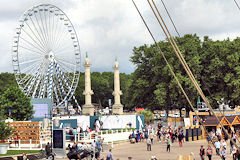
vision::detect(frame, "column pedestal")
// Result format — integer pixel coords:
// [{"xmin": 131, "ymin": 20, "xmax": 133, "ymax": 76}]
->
[
  {"xmin": 82, "ymin": 104, "xmax": 95, "ymax": 116},
  {"xmin": 112, "ymin": 104, "xmax": 123, "ymax": 115}
]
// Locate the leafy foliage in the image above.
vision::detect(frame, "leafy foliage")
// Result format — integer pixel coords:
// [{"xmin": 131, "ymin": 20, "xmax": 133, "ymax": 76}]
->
[
  {"xmin": 126, "ymin": 34, "xmax": 240, "ymax": 114},
  {"xmin": 0, "ymin": 116, "xmax": 13, "ymax": 141},
  {"xmin": 0, "ymin": 86, "xmax": 34, "ymax": 121},
  {"xmin": 137, "ymin": 110, "xmax": 154, "ymax": 124}
]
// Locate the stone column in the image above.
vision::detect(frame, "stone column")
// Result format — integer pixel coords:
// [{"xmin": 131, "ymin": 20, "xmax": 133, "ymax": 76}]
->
[
  {"xmin": 112, "ymin": 60, "xmax": 123, "ymax": 114},
  {"xmin": 82, "ymin": 53, "xmax": 94, "ymax": 116}
]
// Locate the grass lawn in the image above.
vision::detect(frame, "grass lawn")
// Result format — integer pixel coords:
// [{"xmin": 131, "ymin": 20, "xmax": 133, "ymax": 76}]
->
[{"xmin": 0, "ymin": 150, "xmax": 40, "ymax": 157}]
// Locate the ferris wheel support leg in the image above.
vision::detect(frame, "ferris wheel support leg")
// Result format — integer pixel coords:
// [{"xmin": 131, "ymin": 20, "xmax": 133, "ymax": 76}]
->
[
  {"xmin": 40, "ymin": 62, "xmax": 51, "ymax": 98},
  {"xmin": 54, "ymin": 61, "xmax": 67, "ymax": 99},
  {"xmin": 55, "ymin": 61, "xmax": 81, "ymax": 112},
  {"xmin": 48, "ymin": 61, "xmax": 54, "ymax": 99},
  {"xmin": 53, "ymin": 83, "xmax": 60, "ymax": 104}
]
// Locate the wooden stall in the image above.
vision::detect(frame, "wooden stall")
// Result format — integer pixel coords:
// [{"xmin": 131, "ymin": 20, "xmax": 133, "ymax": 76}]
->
[
  {"xmin": 202, "ymin": 116, "xmax": 230, "ymax": 139},
  {"xmin": 225, "ymin": 115, "xmax": 240, "ymax": 135},
  {"xmin": 9, "ymin": 121, "xmax": 40, "ymax": 144}
]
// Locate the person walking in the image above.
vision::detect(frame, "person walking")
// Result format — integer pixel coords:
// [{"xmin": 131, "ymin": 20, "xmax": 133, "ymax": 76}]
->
[
  {"xmin": 106, "ymin": 149, "xmax": 114, "ymax": 160},
  {"xmin": 166, "ymin": 136, "xmax": 171, "ymax": 152},
  {"xmin": 199, "ymin": 145, "xmax": 205, "ymax": 160},
  {"xmin": 147, "ymin": 138, "xmax": 152, "ymax": 151},
  {"xmin": 206, "ymin": 145, "xmax": 212, "ymax": 160},
  {"xmin": 220, "ymin": 147, "xmax": 226, "ymax": 160},
  {"xmin": 157, "ymin": 129, "xmax": 161, "ymax": 142},
  {"xmin": 214, "ymin": 140, "xmax": 221, "ymax": 155},
  {"xmin": 232, "ymin": 146, "xmax": 237, "ymax": 160},
  {"xmin": 178, "ymin": 132, "xmax": 183, "ymax": 147},
  {"xmin": 149, "ymin": 131, "xmax": 154, "ymax": 144},
  {"xmin": 45, "ymin": 142, "xmax": 52, "ymax": 159}
]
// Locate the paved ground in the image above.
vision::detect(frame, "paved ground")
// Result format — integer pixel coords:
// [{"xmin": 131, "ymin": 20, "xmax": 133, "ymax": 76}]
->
[
  {"xmin": 98, "ymin": 138, "xmax": 229, "ymax": 160},
  {"xmin": 5, "ymin": 138, "xmax": 232, "ymax": 160}
]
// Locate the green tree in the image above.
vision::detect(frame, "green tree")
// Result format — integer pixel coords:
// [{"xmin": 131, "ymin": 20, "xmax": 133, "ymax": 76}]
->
[
  {"xmin": 0, "ymin": 115, "xmax": 13, "ymax": 141},
  {"xmin": 127, "ymin": 34, "xmax": 204, "ymax": 115},
  {"xmin": 0, "ymin": 86, "xmax": 34, "ymax": 121},
  {"xmin": 0, "ymin": 72, "xmax": 17, "ymax": 94},
  {"xmin": 137, "ymin": 110, "xmax": 154, "ymax": 124}
]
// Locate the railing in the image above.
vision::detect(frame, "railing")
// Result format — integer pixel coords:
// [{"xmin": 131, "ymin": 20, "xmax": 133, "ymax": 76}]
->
[
  {"xmin": 7, "ymin": 139, "xmax": 42, "ymax": 150},
  {"xmin": 7, "ymin": 129, "xmax": 142, "ymax": 150}
]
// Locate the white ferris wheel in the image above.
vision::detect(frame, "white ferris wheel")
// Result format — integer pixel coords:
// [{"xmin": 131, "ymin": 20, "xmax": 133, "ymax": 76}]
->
[{"xmin": 12, "ymin": 4, "xmax": 81, "ymax": 107}]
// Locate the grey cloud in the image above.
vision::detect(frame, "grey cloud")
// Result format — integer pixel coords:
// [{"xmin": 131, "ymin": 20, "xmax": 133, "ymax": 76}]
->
[{"xmin": 2, "ymin": 0, "xmax": 240, "ymax": 74}]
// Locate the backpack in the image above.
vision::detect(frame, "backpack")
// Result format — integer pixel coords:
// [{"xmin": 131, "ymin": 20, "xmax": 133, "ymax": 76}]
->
[{"xmin": 106, "ymin": 156, "xmax": 111, "ymax": 160}]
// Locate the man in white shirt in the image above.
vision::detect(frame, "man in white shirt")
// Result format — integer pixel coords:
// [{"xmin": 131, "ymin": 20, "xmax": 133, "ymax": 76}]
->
[{"xmin": 215, "ymin": 140, "xmax": 221, "ymax": 155}]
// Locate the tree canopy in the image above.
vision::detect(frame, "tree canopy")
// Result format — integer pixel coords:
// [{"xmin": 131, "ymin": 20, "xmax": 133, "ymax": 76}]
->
[
  {"xmin": 125, "ymin": 34, "xmax": 240, "ymax": 114},
  {"xmin": 0, "ymin": 86, "xmax": 34, "ymax": 121}
]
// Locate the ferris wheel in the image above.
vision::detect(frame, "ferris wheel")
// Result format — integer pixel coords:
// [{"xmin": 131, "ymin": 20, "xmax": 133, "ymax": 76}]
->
[{"xmin": 12, "ymin": 4, "xmax": 81, "ymax": 107}]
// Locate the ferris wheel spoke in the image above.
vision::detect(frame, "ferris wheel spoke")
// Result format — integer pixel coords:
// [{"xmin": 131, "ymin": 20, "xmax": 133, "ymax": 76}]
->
[
  {"xmin": 26, "ymin": 65, "xmax": 41, "ymax": 94},
  {"xmin": 21, "ymin": 28, "xmax": 47, "ymax": 54},
  {"xmin": 33, "ymin": 9, "xmax": 49, "ymax": 50},
  {"xmin": 57, "ymin": 61, "xmax": 75, "ymax": 74},
  {"xmin": 54, "ymin": 50, "xmax": 76, "ymax": 58},
  {"xmin": 55, "ymin": 57, "xmax": 75, "ymax": 67},
  {"xmin": 51, "ymin": 18, "xmax": 69, "ymax": 50},
  {"xmin": 52, "ymin": 28, "xmax": 70, "ymax": 51},
  {"xmin": 48, "ymin": 9, "xmax": 56, "ymax": 50},
  {"xmin": 53, "ymin": 43, "xmax": 73, "ymax": 55},
  {"xmin": 51, "ymin": 10, "xmax": 61, "ymax": 51},
  {"xmin": 56, "ymin": 61, "xmax": 73, "ymax": 74},
  {"xmin": 19, "ymin": 57, "xmax": 41, "ymax": 65},
  {"xmin": 28, "ymin": 14, "xmax": 49, "ymax": 51},
  {"xmin": 32, "ymin": 71, "xmax": 43, "ymax": 97},
  {"xmin": 38, "ymin": 8, "xmax": 50, "ymax": 51},
  {"xmin": 22, "ymin": 70, "xmax": 37, "ymax": 91},
  {"xmin": 19, "ymin": 36, "xmax": 46, "ymax": 54},
  {"xmin": 50, "ymin": 11, "xmax": 62, "ymax": 50},
  {"xmin": 23, "ymin": 21, "xmax": 48, "ymax": 53},
  {"xmin": 18, "ymin": 45, "xmax": 43, "ymax": 55},
  {"xmin": 20, "ymin": 58, "xmax": 40, "ymax": 72},
  {"xmin": 43, "ymin": 6, "xmax": 51, "ymax": 50}
]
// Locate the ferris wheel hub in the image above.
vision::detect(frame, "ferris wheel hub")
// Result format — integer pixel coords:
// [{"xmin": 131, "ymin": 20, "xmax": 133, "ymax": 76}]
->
[{"xmin": 45, "ymin": 51, "xmax": 54, "ymax": 61}]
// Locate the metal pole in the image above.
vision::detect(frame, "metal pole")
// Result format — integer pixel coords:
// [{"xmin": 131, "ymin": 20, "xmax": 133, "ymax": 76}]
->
[{"xmin": 50, "ymin": 109, "xmax": 53, "ymax": 152}]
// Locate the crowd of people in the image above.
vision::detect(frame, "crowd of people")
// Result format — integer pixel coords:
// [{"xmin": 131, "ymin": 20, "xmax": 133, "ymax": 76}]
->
[
  {"xmin": 198, "ymin": 127, "xmax": 240, "ymax": 160},
  {"xmin": 126, "ymin": 123, "xmax": 185, "ymax": 159},
  {"xmin": 64, "ymin": 123, "xmax": 240, "ymax": 160},
  {"xmin": 67, "ymin": 138, "xmax": 105, "ymax": 159}
]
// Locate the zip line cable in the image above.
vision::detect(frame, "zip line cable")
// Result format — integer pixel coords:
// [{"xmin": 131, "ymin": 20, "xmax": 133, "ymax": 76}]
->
[
  {"xmin": 131, "ymin": 0, "xmax": 240, "ymax": 155},
  {"xmin": 160, "ymin": 0, "xmax": 180, "ymax": 37},
  {"xmin": 149, "ymin": 0, "xmax": 240, "ymax": 149},
  {"xmin": 157, "ymin": 1, "xmax": 238, "ymax": 138},
  {"xmin": 234, "ymin": 0, "xmax": 240, "ymax": 11},
  {"xmin": 131, "ymin": 1, "xmax": 227, "ymax": 159},
  {"xmin": 148, "ymin": 0, "xmax": 240, "ymax": 150},
  {"xmin": 159, "ymin": 0, "xmax": 240, "ymax": 142}
]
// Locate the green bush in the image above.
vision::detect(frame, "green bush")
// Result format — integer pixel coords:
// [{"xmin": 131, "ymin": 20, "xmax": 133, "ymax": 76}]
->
[
  {"xmin": 137, "ymin": 110, "xmax": 154, "ymax": 124},
  {"xmin": 0, "ymin": 118, "xmax": 13, "ymax": 141}
]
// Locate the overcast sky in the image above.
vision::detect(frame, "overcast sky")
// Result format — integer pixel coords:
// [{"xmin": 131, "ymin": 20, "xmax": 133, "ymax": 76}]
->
[{"xmin": 1, "ymin": 0, "xmax": 240, "ymax": 74}]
